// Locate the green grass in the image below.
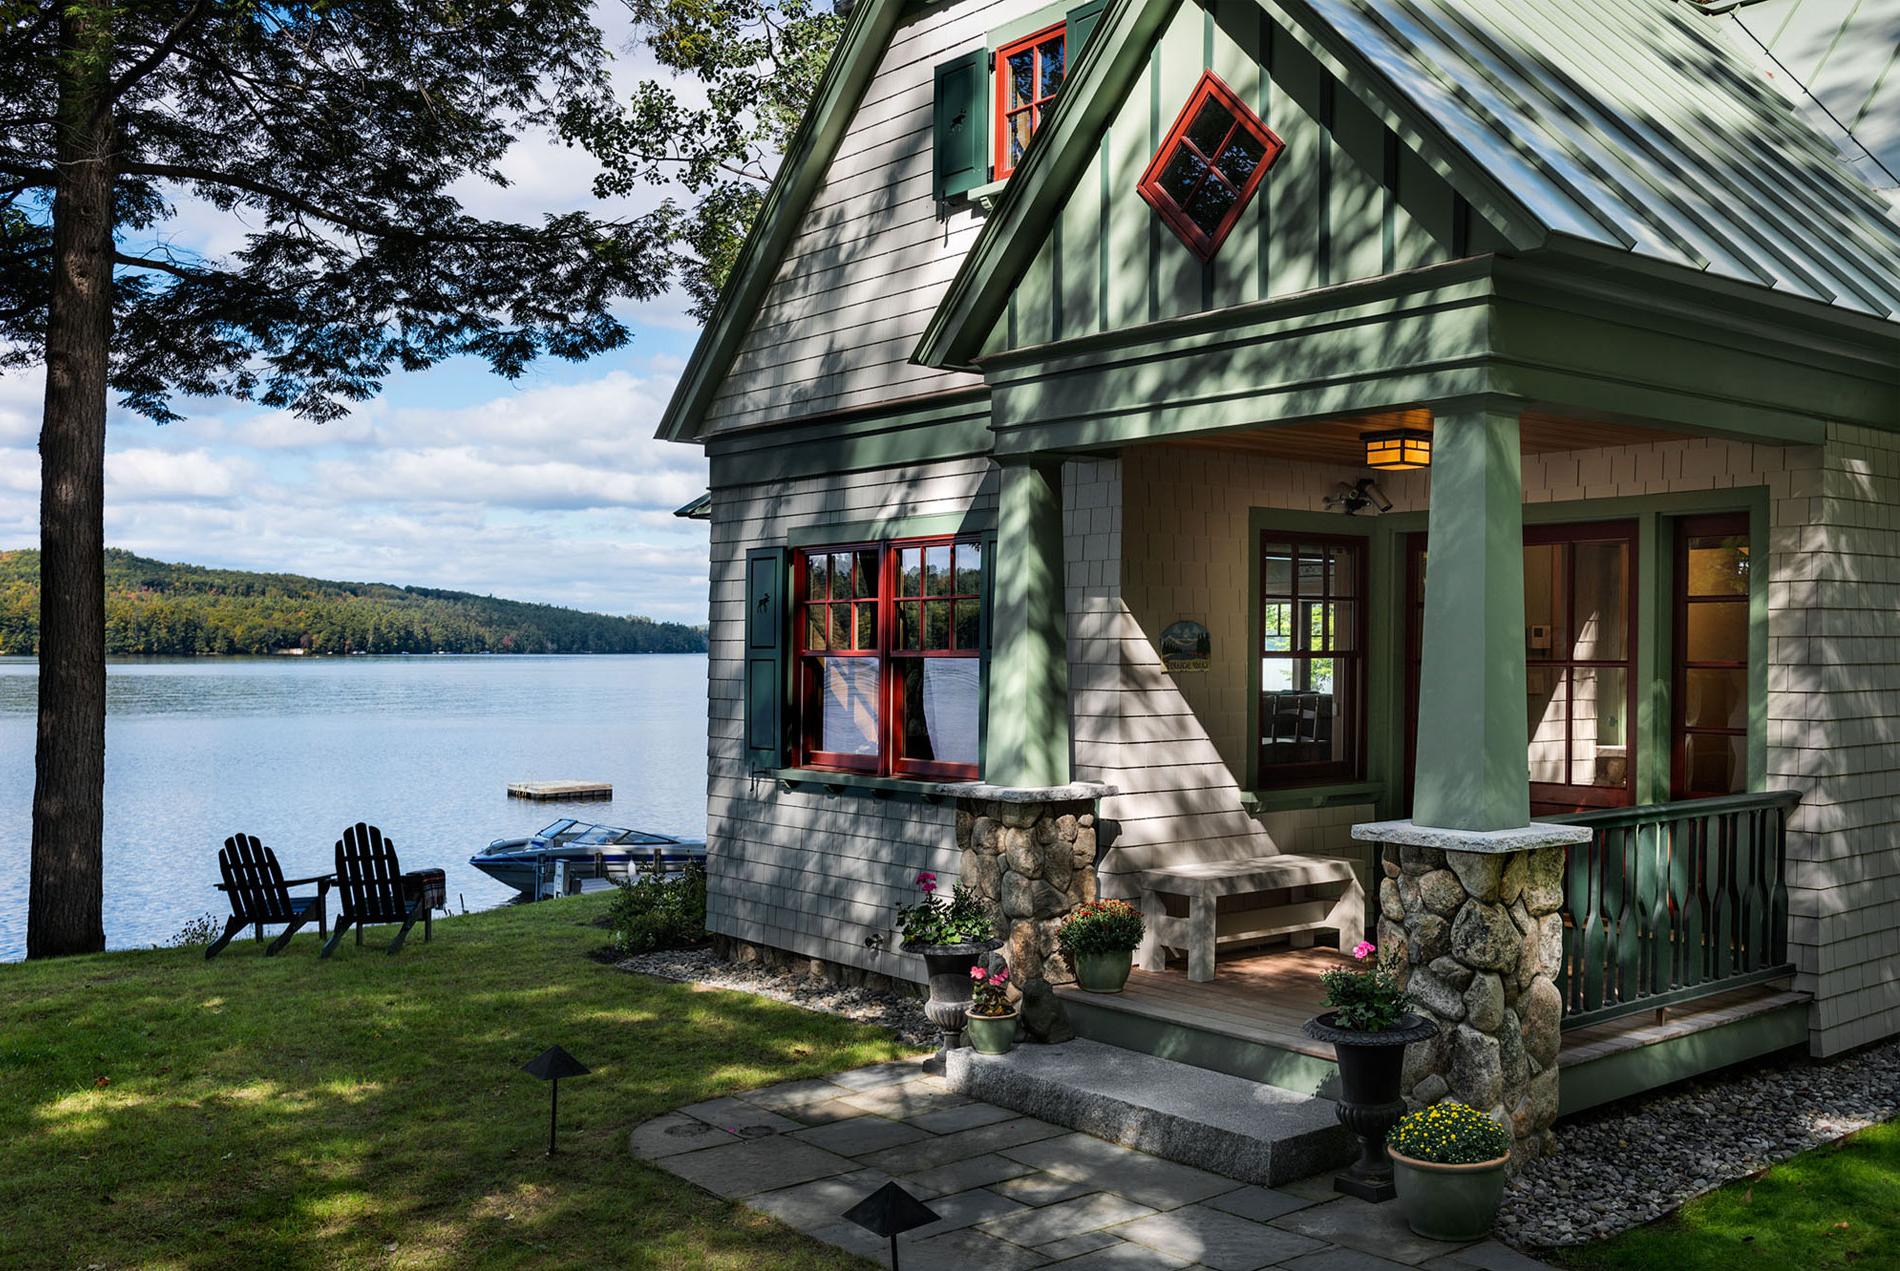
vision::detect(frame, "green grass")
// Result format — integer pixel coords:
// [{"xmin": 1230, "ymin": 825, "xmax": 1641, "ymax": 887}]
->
[
  {"xmin": 0, "ymin": 898, "xmax": 913, "ymax": 1268},
  {"xmin": 1557, "ymin": 1119, "xmax": 1900, "ymax": 1271}
]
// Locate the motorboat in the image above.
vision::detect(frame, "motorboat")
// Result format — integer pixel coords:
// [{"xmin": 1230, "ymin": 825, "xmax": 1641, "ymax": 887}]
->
[{"xmin": 470, "ymin": 818, "xmax": 706, "ymax": 898}]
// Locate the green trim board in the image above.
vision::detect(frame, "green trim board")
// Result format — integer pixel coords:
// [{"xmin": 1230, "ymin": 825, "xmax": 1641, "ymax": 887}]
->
[
  {"xmin": 769, "ymin": 767, "xmax": 953, "ymax": 803},
  {"xmin": 1059, "ymin": 988, "xmax": 1343, "ymax": 1098},
  {"xmin": 786, "ymin": 509, "xmax": 998, "ymax": 549},
  {"xmin": 654, "ymin": 0, "xmax": 908, "ymax": 443},
  {"xmin": 1557, "ymin": 995, "xmax": 1809, "ymax": 1117},
  {"xmin": 985, "ymin": 459, "xmax": 1073, "ymax": 787},
  {"xmin": 706, "ymin": 391, "xmax": 994, "ymax": 489}
]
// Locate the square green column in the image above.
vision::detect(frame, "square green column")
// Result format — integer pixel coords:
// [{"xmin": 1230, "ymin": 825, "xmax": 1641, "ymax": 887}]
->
[
  {"xmin": 1412, "ymin": 407, "xmax": 1530, "ymax": 832},
  {"xmin": 985, "ymin": 458, "xmax": 1071, "ymax": 788}
]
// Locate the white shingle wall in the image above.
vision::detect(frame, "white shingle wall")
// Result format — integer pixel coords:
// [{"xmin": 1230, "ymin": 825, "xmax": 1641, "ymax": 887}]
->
[
  {"xmin": 703, "ymin": 459, "xmax": 999, "ymax": 978},
  {"xmin": 1770, "ymin": 425, "xmax": 1900, "ymax": 1057}
]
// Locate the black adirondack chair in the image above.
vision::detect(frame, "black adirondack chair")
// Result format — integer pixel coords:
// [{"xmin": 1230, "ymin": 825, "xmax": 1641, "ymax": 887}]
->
[
  {"xmin": 322, "ymin": 823, "xmax": 431, "ymax": 958},
  {"xmin": 208, "ymin": 834, "xmax": 331, "ymax": 959}
]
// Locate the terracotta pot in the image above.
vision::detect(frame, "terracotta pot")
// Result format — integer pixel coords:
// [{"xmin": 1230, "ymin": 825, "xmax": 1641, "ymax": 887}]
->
[
  {"xmin": 1071, "ymin": 948, "xmax": 1134, "ymax": 993},
  {"xmin": 1390, "ymin": 1148, "xmax": 1510, "ymax": 1241},
  {"xmin": 964, "ymin": 1009, "xmax": 1019, "ymax": 1055}
]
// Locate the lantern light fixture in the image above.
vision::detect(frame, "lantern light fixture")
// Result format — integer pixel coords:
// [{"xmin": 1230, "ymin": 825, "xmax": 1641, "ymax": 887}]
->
[{"xmin": 1362, "ymin": 428, "xmax": 1432, "ymax": 471}]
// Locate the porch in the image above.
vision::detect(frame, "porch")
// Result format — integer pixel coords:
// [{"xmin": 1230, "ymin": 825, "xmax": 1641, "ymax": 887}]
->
[{"xmin": 1061, "ymin": 792, "xmax": 1811, "ymax": 1117}]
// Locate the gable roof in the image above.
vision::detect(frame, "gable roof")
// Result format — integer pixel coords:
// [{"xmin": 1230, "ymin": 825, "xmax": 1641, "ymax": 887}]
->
[
  {"xmin": 918, "ymin": 0, "xmax": 1900, "ymax": 369},
  {"xmin": 653, "ymin": 0, "xmax": 908, "ymax": 444}
]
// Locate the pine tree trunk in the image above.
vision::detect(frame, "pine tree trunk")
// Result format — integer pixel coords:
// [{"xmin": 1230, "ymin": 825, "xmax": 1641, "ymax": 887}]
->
[{"xmin": 28, "ymin": 12, "xmax": 115, "ymax": 959}]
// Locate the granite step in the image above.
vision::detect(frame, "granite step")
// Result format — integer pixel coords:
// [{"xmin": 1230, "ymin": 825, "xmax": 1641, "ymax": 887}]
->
[{"xmin": 945, "ymin": 1038, "xmax": 1355, "ymax": 1186}]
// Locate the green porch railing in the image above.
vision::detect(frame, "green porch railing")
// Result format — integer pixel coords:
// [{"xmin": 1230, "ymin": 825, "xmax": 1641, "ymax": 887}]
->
[{"xmin": 1552, "ymin": 790, "xmax": 1800, "ymax": 1030}]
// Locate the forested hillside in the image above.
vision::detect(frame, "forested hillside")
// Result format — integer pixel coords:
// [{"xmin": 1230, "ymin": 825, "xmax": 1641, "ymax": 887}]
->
[{"xmin": 0, "ymin": 550, "xmax": 706, "ymax": 656}]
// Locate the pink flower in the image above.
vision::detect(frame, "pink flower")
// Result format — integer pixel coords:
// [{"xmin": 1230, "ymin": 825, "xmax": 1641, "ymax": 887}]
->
[
  {"xmin": 970, "ymin": 966, "xmax": 987, "ymax": 981},
  {"xmin": 1353, "ymin": 941, "xmax": 1377, "ymax": 962},
  {"xmin": 993, "ymin": 966, "xmax": 1009, "ymax": 983},
  {"xmin": 916, "ymin": 871, "xmax": 938, "ymax": 895}
]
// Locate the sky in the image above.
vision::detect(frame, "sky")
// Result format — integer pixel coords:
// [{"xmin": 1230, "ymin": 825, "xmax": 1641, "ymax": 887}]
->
[{"xmin": 0, "ymin": 8, "xmax": 717, "ymax": 626}]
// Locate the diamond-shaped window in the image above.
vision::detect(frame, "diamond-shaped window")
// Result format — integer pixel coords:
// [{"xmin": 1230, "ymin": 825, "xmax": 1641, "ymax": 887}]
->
[{"xmin": 1138, "ymin": 71, "xmax": 1284, "ymax": 261}]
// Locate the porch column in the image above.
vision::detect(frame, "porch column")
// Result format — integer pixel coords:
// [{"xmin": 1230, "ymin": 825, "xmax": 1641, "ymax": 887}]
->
[
  {"xmin": 985, "ymin": 458, "xmax": 1071, "ymax": 788},
  {"xmin": 1352, "ymin": 403, "xmax": 1588, "ymax": 1167},
  {"xmin": 1411, "ymin": 406, "xmax": 1529, "ymax": 831}
]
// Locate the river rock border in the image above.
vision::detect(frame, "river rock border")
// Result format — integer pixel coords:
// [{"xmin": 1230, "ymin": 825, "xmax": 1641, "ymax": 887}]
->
[{"xmin": 1379, "ymin": 842, "xmax": 1567, "ymax": 1161}]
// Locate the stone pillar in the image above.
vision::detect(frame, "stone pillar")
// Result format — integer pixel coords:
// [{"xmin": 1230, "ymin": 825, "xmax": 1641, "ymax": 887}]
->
[
  {"xmin": 1354, "ymin": 821, "xmax": 1588, "ymax": 1163},
  {"xmin": 947, "ymin": 782, "xmax": 1113, "ymax": 989}
]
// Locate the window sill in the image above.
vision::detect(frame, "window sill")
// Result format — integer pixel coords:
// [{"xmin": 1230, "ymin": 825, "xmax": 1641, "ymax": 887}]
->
[
  {"xmin": 769, "ymin": 768, "xmax": 958, "ymax": 802},
  {"xmin": 968, "ymin": 177, "xmax": 1008, "ymax": 211},
  {"xmin": 1248, "ymin": 781, "xmax": 1386, "ymax": 814}
]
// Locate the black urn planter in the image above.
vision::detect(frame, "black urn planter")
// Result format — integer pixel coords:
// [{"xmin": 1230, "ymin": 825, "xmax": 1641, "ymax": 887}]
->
[
  {"xmin": 1303, "ymin": 1011, "xmax": 1440, "ymax": 1202},
  {"xmin": 903, "ymin": 940, "xmax": 1003, "ymax": 1075}
]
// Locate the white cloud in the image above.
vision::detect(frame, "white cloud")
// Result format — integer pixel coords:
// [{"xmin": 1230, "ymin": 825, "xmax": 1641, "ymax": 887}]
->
[{"xmin": 106, "ymin": 447, "xmax": 254, "ymax": 501}]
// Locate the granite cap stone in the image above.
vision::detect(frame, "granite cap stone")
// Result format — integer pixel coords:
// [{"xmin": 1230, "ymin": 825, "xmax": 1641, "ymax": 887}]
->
[{"xmin": 1350, "ymin": 819, "xmax": 1590, "ymax": 855}]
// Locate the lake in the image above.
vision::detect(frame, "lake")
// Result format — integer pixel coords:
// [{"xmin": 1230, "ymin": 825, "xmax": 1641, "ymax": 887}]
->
[{"xmin": 0, "ymin": 654, "xmax": 709, "ymax": 961}]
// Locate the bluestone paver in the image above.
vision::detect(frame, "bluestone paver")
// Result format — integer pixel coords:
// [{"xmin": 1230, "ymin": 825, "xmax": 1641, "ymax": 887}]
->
[
  {"xmin": 629, "ymin": 1111, "xmax": 730, "ymax": 1160},
  {"xmin": 1203, "ymin": 1184, "xmax": 1318, "ymax": 1223},
  {"xmin": 977, "ymin": 1191, "xmax": 1158, "ymax": 1246},
  {"xmin": 900, "ymin": 1150, "xmax": 1037, "ymax": 1196},
  {"xmin": 1038, "ymin": 1229, "xmax": 1124, "ymax": 1260},
  {"xmin": 909, "ymin": 1185, "xmax": 1027, "ymax": 1234},
  {"xmin": 843, "ymin": 1081, "xmax": 974, "ymax": 1120},
  {"xmin": 906, "ymin": 1099, "xmax": 1024, "ymax": 1134},
  {"xmin": 1273, "ymin": 1197, "xmax": 1468, "ymax": 1266},
  {"xmin": 747, "ymin": 1169, "xmax": 895, "ymax": 1233},
  {"xmin": 786, "ymin": 1112, "xmax": 928, "ymax": 1156},
  {"xmin": 1421, "ymin": 1243, "xmax": 1553, "ymax": 1271},
  {"xmin": 1002, "ymin": 1132, "xmax": 1236, "ymax": 1210},
  {"xmin": 744, "ymin": 1078, "xmax": 858, "ymax": 1113},
  {"xmin": 1041, "ymin": 1239, "xmax": 1195, "ymax": 1268},
  {"xmin": 659, "ymin": 1134, "xmax": 856, "ymax": 1198},
  {"xmin": 676, "ymin": 1095, "xmax": 800, "ymax": 1136},
  {"xmin": 1112, "ymin": 1204, "xmax": 1328, "ymax": 1270},
  {"xmin": 859, "ymin": 1114, "xmax": 1068, "ymax": 1174},
  {"xmin": 1277, "ymin": 1248, "xmax": 1418, "ymax": 1271},
  {"xmin": 827, "ymin": 1059, "xmax": 929, "ymax": 1091}
]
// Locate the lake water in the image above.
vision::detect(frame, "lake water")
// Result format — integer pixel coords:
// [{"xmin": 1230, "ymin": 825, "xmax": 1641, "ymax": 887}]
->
[{"xmin": 0, "ymin": 654, "xmax": 709, "ymax": 961}]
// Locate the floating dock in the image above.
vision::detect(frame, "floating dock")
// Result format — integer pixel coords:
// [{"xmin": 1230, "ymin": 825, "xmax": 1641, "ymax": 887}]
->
[{"xmin": 507, "ymin": 780, "xmax": 613, "ymax": 802}]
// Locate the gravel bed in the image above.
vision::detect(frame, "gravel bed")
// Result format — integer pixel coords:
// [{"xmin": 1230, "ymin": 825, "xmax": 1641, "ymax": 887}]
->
[
  {"xmin": 1500, "ymin": 1033, "xmax": 1900, "ymax": 1248},
  {"xmin": 617, "ymin": 947, "xmax": 936, "ymax": 1047}
]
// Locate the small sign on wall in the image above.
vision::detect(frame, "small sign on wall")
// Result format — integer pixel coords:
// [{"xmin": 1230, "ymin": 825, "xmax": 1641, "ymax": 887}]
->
[{"xmin": 1160, "ymin": 620, "xmax": 1211, "ymax": 673}]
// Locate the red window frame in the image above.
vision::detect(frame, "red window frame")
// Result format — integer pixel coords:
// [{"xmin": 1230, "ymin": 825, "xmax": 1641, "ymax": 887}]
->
[
  {"xmin": 1671, "ymin": 513, "xmax": 1751, "ymax": 800},
  {"xmin": 993, "ymin": 21, "xmax": 1066, "ymax": 181},
  {"xmin": 1402, "ymin": 521, "xmax": 1640, "ymax": 816},
  {"xmin": 1137, "ymin": 70, "xmax": 1284, "ymax": 262},
  {"xmin": 792, "ymin": 536, "xmax": 984, "ymax": 781}
]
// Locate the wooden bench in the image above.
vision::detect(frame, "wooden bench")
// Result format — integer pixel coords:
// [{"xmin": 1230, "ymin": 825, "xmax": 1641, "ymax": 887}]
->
[{"xmin": 1136, "ymin": 856, "xmax": 1366, "ymax": 982}]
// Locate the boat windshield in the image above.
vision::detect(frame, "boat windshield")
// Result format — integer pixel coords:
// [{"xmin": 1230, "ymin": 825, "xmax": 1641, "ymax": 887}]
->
[{"xmin": 536, "ymin": 819, "xmax": 581, "ymax": 839}]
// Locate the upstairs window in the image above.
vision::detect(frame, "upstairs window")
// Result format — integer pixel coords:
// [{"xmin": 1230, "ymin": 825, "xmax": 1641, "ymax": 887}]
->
[
  {"xmin": 793, "ymin": 538, "xmax": 984, "ymax": 780},
  {"xmin": 995, "ymin": 22, "xmax": 1066, "ymax": 180},
  {"xmin": 1139, "ymin": 71, "xmax": 1284, "ymax": 261}
]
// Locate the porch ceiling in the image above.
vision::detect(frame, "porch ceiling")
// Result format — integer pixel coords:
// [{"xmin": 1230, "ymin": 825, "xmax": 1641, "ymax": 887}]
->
[{"xmin": 1167, "ymin": 409, "xmax": 1693, "ymax": 466}]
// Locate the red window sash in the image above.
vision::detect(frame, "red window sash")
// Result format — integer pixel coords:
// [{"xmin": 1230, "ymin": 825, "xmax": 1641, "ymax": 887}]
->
[
  {"xmin": 1138, "ymin": 71, "xmax": 1284, "ymax": 261},
  {"xmin": 792, "ymin": 536, "xmax": 982, "ymax": 781},
  {"xmin": 993, "ymin": 22, "xmax": 1065, "ymax": 181}
]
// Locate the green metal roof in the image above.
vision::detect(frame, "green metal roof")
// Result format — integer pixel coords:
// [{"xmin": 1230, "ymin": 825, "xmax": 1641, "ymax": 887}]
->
[
  {"xmin": 1711, "ymin": 0, "xmax": 1900, "ymax": 190},
  {"xmin": 1290, "ymin": 0, "xmax": 1900, "ymax": 319}
]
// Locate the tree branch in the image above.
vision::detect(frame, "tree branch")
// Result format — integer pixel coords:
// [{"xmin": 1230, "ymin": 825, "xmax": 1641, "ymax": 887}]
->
[
  {"xmin": 109, "ymin": 2, "xmax": 210, "ymax": 104},
  {"xmin": 113, "ymin": 251, "xmax": 202, "ymax": 280}
]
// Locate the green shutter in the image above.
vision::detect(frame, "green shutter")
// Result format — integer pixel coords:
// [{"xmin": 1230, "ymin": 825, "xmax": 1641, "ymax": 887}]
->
[
  {"xmin": 744, "ymin": 547, "xmax": 790, "ymax": 771},
  {"xmin": 933, "ymin": 50, "xmax": 990, "ymax": 202},
  {"xmin": 1067, "ymin": 0, "xmax": 1107, "ymax": 60}
]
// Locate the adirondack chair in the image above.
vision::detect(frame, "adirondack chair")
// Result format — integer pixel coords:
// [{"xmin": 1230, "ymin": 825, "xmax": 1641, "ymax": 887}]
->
[
  {"xmin": 208, "ymin": 833, "xmax": 331, "ymax": 959},
  {"xmin": 321, "ymin": 823, "xmax": 432, "ymax": 957}
]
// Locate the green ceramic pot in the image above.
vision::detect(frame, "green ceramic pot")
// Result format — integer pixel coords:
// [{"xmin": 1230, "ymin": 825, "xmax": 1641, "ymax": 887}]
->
[
  {"xmin": 1389, "ymin": 1148, "xmax": 1510, "ymax": 1242},
  {"xmin": 1072, "ymin": 949, "xmax": 1134, "ymax": 993},
  {"xmin": 964, "ymin": 1009, "xmax": 1018, "ymax": 1055}
]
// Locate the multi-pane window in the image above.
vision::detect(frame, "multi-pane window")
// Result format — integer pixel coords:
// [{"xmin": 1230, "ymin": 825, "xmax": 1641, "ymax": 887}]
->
[
  {"xmin": 1138, "ymin": 71, "xmax": 1284, "ymax": 261},
  {"xmin": 1523, "ymin": 523, "xmax": 1638, "ymax": 811},
  {"xmin": 995, "ymin": 23, "xmax": 1066, "ymax": 179},
  {"xmin": 1673, "ymin": 515, "xmax": 1750, "ymax": 798},
  {"xmin": 1258, "ymin": 535, "xmax": 1365, "ymax": 787},
  {"xmin": 794, "ymin": 538, "xmax": 983, "ymax": 779}
]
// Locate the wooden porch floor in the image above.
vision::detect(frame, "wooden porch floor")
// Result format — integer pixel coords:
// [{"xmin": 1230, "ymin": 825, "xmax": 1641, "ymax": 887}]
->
[{"xmin": 1075, "ymin": 944, "xmax": 1809, "ymax": 1071}]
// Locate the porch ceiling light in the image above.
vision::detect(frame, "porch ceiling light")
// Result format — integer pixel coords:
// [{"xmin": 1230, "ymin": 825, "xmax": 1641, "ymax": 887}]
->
[{"xmin": 1362, "ymin": 429, "xmax": 1432, "ymax": 472}]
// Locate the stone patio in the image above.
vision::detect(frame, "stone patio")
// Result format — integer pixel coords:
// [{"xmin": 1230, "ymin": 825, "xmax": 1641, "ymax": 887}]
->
[{"xmin": 633, "ymin": 1056, "xmax": 1550, "ymax": 1270}]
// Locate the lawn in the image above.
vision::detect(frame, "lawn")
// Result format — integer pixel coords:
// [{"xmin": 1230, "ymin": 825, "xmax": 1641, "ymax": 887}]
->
[
  {"xmin": 0, "ymin": 896, "xmax": 913, "ymax": 1268},
  {"xmin": 1557, "ymin": 1119, "xmax": 1900, "ymax": 1271}
]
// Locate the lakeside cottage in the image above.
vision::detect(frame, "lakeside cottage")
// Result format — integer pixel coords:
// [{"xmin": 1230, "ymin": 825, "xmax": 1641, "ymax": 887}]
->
[{"xmin": 658, "ymin": 0, "xmax": 1900, "ymax": 1156}]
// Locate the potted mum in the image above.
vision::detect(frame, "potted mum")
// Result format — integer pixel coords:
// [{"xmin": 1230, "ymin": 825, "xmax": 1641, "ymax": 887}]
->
[
  {"xmin": 1056, "ymin": 900, "xmax": 1145, "ymax": 993},
  {"xmin": 964, "ymin": 963, "xmax": 1017, "ymax": 1055},
  {"xmin": 1388, "ymin": 1101, "xmax": 1513, "ymax": 1240},
  {"xmin": 1301, "ymin": 941, "xmax": 1439, "ymax": 1201},
  {"xmin": 895, "ymin": 871, "xmax": 1001, "ymax": 1073}
]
